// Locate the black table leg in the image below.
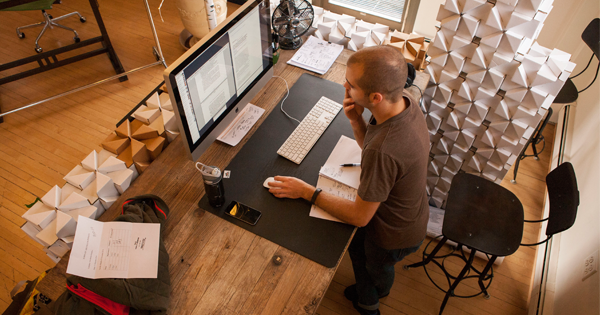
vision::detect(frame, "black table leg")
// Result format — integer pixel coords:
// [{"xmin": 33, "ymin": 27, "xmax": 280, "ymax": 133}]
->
[{"xmin": 89, "ymin": 0, "xmax": 127, "ymax": 82}]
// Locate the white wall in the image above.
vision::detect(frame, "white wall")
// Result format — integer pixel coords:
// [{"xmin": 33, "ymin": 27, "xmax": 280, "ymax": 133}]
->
[
  {"xmin": 533, "ymin": 0, "xmax": 600, "ymax": 314},
  {"xmin": 413, "ymin": 0, "xmax": 445, "ymax": 39}
]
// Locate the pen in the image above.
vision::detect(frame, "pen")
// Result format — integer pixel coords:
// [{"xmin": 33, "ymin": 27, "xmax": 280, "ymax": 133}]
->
[{"xmin": 340, "ymin": 163, "xmax": 361, "ymax": 167}]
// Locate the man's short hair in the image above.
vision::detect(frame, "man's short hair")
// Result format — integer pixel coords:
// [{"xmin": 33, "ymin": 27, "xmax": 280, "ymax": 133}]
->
[{"xmin": 347, "ymin": 46, "xmax": 408, "ymax": 103}]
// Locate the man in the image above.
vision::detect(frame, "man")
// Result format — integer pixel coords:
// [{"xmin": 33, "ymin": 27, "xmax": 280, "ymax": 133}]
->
[{"xmin": 268, "ymin": 46, "xmax": 429, "ymax": 315}]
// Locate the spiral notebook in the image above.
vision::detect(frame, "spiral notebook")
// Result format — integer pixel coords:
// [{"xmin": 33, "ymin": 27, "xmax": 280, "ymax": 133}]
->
[{"xmin": 310, "ymin": 135, "xmax": 361, "ymax": 222}]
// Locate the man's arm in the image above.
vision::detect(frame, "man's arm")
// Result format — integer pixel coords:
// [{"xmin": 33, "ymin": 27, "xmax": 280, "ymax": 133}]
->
[{"xmin": 269, "ymin": 176, "xmax": 380, "ymax": 227}]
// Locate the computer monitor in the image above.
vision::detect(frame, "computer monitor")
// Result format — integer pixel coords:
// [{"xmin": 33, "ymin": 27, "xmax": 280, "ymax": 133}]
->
[{"xmin": 164, "ymin": 0, "xmax": 273, "ymax": 161}]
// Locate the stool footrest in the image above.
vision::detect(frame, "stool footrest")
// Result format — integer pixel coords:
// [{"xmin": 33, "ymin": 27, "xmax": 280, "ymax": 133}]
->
[{"xmin": 406, "ymin": 235, "xmax": 498, "ymax": 314}]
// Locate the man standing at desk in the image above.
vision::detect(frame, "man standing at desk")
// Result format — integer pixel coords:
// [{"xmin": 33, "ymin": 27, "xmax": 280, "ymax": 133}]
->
[{"xmin": 269, "ymin": 46, "xmax": 429, "ymax": 315}]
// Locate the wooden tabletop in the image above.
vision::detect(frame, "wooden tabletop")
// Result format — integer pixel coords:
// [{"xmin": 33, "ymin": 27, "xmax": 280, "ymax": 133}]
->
[{"xmin": 36, "ymin": 48, "xmax": 429, "ymax": 314}]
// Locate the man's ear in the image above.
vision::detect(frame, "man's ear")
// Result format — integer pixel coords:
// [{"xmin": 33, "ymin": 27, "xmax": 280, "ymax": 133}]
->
[{"xmin": 369, "ymin": 92, "xmax": 384, "ymax": 105}]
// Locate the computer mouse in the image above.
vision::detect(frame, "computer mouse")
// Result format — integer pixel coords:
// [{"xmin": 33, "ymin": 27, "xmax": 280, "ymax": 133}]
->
[{"xmin": 263, "ymin": 177, "xmax": 281, "ymax": 189}]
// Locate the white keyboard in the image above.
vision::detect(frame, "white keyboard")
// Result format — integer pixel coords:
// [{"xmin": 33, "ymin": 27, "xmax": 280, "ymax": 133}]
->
[{"xmin": 277, "ymin": 96, "xmax": 343, "ymax": 164}]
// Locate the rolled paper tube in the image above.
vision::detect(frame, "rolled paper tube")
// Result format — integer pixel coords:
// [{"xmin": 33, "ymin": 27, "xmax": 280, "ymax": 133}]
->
[{"xmin": 205, "ymin": 0, "xmax": 217, "ymax": 30}]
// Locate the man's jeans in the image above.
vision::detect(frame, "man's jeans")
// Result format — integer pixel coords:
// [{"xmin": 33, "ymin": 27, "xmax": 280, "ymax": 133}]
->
[{"xmin": 348, "ymin": 227, "xmax": 422, "ymax": 311}]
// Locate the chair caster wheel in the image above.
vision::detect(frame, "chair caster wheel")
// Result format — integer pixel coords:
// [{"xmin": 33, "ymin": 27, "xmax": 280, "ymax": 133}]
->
[
  {"xmin": 18, "ymin": 32, "xmax": 25, "ymax": 39},
  {"xmin": 534, "ymin": 157, "xmax": 539, "ymax": 160},
  {"xmin": 484, "ymin": 294, "xmax": 490, "ymax": 300},
  {"xmin": 403, "ymin": 265, "xmax": 410, "ymax": 270},
  {"xmin": 510, "ymin": 179, "xmax": 516, "ymax": 184},
  {"xmin": 48, "ymin": 14, "xmax": 53, "ymax": 19},
  {"xmin": 152, "ymin": 47, "xmax": 160, "ymax": 61},
  {"xmin": 80, "ymin": 17, "xmax": 86, "ymax": 23},
  {"xmin": 74, "ymin": 37, "xmax": 80, "ymax": 43},
  {"xmin": 35, "ymin": 47, "xmax": 43, "ymax": 53}
]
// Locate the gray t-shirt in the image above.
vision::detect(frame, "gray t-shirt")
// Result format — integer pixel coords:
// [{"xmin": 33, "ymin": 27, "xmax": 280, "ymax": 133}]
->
[{"xmin": 357, "ymin": 92, "xmax": 429, "ymax": 250}]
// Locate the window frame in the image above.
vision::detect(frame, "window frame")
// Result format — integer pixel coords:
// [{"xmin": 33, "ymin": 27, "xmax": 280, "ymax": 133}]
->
[{"xmin": 311, "ymin": 0, "xmax": 421, "ymax": 33}]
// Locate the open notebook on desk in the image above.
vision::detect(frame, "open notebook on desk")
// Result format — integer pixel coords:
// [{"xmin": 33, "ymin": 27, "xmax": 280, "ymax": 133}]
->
[{"xmin": 310, "ymin": 135, "xmax": 361, "ymax": 222}]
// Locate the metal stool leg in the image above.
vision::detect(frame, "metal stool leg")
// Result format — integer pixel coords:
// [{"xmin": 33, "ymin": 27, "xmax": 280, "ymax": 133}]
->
[
  {"xmin": 404, "ymin": 236, "xmax": 448, "ymax": 269},
  {"xmin": 439, "ymin": 249, "xmax": 477, "ymax": 314},
  {"xmin": 477, "ymin": 255, "xmax": 497, "ymax": 299},
  {"xmin": 512, "ymin": 107, "xmax": 553, "ymax": 184}
]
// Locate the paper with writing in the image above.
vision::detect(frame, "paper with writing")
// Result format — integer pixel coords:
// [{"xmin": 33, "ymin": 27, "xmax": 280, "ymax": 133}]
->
[
  {"xmin": 287, "ymin": 36, "xmax": 344, "ymax": 75},
  {"xmin": 66, "ymin": 216, "xmax": 160, "ymax": 279},
  {"xmin": 310, "ymin": 176, "xmax": 357, "ymax": 223},
  {"xmin": 319, "ymin": 135, "xmax": 362, "ymax": 189},
  {"xmin": 309, "ymin": 135, "xmax": 361, "ymax": 223},
  {"xmin": 426, "ymin": 206, "xmax": 445, "ymax": 238},
  {"xmin": 217, "ymin": 104, "xmax": 265, "ymax": 146}
]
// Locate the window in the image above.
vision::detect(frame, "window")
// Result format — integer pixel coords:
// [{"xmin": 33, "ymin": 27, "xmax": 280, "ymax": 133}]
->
[
  {"xmin": 329, "ymin": 0, "xmax": 405, "ymax": 23},
  {"xmin": 315, "ymin": 0, "xmax": 420, "ymax": 33}
]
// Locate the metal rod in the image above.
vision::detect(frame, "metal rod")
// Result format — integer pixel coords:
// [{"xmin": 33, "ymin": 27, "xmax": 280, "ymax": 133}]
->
[
  {"xmin": 143, "ymin": 0, "xmax": 167, "ymax": 68},
  {"xmin": 558, "ymin": 105, "xmax": 571, "ymax": 165},
  {"xmin": 0, "ymin": 61, "xmax": 163, "ymax": 118},
  {"xmin": 536, "ymin": 239, "xmax": 550, "ymax": 314},
  {"xmin": 536, "ymin": 104, "xmax": 571, "ymax": 315}
]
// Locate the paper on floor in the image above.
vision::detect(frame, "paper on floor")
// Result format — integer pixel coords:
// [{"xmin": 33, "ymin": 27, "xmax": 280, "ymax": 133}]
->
[{"xmin": 67, "ymin": 216, "xmax": 160, "ymax": 279}]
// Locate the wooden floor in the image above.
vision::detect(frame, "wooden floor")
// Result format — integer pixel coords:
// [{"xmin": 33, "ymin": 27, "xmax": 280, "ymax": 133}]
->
[{"xmin": 0, "ymin": 0, "xmax": 553, "ymax": 313}]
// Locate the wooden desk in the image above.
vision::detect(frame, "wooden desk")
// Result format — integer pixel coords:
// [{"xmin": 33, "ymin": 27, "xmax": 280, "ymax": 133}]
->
[{"xmin": 37, "ymin": 48, "xmax": 429, "ymax": 314}]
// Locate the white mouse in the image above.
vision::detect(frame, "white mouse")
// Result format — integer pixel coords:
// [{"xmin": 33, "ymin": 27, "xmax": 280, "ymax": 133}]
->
[{"xmin": 263, "ymin": 177, "xmax": 282, "ymax": 189}]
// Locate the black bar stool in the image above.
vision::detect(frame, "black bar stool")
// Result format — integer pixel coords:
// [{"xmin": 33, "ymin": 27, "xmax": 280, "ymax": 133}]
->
[
  {"xmin": 404, "ymin": 173, "xmax": 524, "ymax": 314},
  {"xmin": 511, "ymin": 107, "xmax": 553, "ymax": 183}
]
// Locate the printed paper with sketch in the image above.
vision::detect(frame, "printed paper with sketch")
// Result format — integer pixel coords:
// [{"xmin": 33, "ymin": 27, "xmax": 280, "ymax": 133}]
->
[
  {"xmin": 217, "ymin": 103, "xmax": 265, "ymax": 146},
  {"xmin": 287, "ymin": 36, "xmax": 343, "ymax": 74},
  {"xmin": 66, "ymin": 216, "xmax": 160, "ymax": 279}
]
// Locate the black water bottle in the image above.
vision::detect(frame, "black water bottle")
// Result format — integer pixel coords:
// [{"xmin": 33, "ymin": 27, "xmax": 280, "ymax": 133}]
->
[{"xmin": 196, "ymin": 162, "xmax": 225, "ymax": 207}]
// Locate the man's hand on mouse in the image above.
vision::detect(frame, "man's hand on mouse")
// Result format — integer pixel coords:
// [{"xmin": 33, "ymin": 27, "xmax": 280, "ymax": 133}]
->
[{"xmin": 269, "ymin": 176, "xmax": 314, "ymax": 200}]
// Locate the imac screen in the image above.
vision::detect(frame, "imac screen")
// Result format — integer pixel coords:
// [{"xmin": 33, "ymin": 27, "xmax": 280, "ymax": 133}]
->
[{"xmin": 166, "ymin": 0, "xmax": 272, "ymax": 159}]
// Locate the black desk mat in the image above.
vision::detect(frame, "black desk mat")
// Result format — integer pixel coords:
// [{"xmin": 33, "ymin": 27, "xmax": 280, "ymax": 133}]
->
[{"xmin": 198, "ymin": 73, "xmax": 360, "ymax": 268}]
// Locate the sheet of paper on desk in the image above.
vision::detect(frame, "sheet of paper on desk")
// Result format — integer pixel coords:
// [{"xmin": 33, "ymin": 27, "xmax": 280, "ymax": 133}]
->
[
  {"xmin": 217, "ymin": 104, "xmax": 265, "ymax": 146},
  {"xmin": 319, "ymin": 135, "xmax": 361, "ymax": 189},
  {"xmin": 287, "ymin": 36, "xmax": 344, "ymax": 75},
  {"xmin": 310, "ymin": 176, "xmax": 357, "ymax": 223},
  {"xmin": 66, "ymin": 216, "xmax": 160, "ymax": 279}
]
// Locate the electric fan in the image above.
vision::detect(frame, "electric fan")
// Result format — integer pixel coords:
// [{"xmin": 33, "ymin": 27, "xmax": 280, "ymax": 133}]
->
[{"xmin": 272, "ymin": 0, "xmax": 314, "ymax": 50}]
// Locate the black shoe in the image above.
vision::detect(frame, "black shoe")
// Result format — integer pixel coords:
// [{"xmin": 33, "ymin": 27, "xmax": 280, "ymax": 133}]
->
[
  {"xmin": 344, "ymin": 284, "xmax": 359, "ymax": 302},
  {"xmin": 351, "ymin": 300, "xmax": 381, "ymax": 315},
  {"xmin": 343, "ymin": 284, "xmax": 390, "ymax": 303}
]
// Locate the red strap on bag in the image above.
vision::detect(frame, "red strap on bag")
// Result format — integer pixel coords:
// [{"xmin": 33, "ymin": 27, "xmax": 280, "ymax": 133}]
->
[
  {"xmin": 121, "ymin": 199, "xmax": 167, "ymax": 219},
  {"xmin": 66, "ymin": 283, "xmax": 130, "ymax": 315}
]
